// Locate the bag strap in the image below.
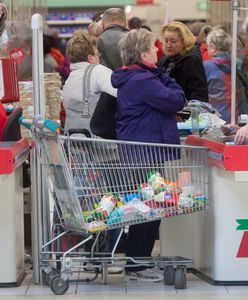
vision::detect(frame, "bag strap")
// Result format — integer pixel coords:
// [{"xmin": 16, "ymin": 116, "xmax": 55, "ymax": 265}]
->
[{"xmin": 81, "ymin": 63, "xmax": 97, "ymax": 118}]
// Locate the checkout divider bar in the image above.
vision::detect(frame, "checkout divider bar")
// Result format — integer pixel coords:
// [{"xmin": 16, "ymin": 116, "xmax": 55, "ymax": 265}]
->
[{"xmin": 186, "ymin": 135, "xmax": 248, "ymax": 171}]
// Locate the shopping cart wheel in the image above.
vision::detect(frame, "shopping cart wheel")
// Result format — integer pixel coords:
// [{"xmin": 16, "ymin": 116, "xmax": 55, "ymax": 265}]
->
[
  {"xmin": 164, "ymin": 265, "xmax": 175, "ymax": 285},
  {"xmin": 50, "ymin": 274, "xmax": 69, "ymax": 295},
  {"xmin": 174, "ymin": 267, "xmax": 187, "ymax": 289},
  {"xmin": 45, "ymin": 268, "xmax": 60, "ymax": 286}
]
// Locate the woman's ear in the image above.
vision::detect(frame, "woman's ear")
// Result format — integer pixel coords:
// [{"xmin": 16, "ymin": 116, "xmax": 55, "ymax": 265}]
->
[
  {"xmin": 207, "ymin": 44, "xmax": 216, "ymax": 57},
  {"xmin": 140, "ymin": 52, "xmax": 146, "ymax": 63},
  {"xmin": 87, "ymin": 54, "xmax": 95, "ymax": 64}
]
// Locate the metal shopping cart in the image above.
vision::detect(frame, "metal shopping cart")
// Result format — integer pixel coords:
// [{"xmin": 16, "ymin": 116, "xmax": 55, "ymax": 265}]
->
[{"xmin": 23, "ymin": 118, "xmax": 209, "ymax": 295}]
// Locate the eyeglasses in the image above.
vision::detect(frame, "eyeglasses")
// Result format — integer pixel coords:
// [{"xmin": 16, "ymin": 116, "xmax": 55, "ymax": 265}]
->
[{"xmin": 95, "ymin": 15, "xmax": 103, "ymax": 23}]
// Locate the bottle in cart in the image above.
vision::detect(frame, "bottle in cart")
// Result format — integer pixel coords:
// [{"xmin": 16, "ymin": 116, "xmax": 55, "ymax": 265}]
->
[{"xmin": 191, "ymin": 107, "xmax": 199, "ymax": 136}]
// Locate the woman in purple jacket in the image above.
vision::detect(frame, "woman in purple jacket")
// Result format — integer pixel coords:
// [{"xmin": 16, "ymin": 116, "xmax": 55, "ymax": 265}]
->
[{"xmin": 111, "ymin": 28, "xmax": 186, "ymax": 282}]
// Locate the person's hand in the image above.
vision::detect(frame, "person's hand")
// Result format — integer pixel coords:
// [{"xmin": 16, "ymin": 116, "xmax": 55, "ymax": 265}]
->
[
  {"xmin": 176, "ymin": 115, "xmax": 183, "ymax": 123},
  {"xmin": 234, "ymin": 125, "xmax": 248, "ymax": 144},
  {"xmin": 221, "ymin": 124, "xmax": 238, "ymax": 136}
]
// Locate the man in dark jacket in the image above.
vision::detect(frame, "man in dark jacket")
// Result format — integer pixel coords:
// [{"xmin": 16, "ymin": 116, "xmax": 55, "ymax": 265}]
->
[
  {"xmin": 97, "ymin": 9, "xmax": 128, "ymax": 263},
  {"xmin": 98, "ymin": 8, "xmax": 128, "ymax": 70}
]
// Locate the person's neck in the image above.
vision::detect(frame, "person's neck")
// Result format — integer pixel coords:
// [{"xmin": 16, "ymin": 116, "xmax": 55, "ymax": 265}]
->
[
  {"xmin": 103, "ymin": 22, "xmax": 126, "ymax": 30},
  {"xmin": 142, "ymin": 62, "xmax": 157, "ymax": 68},
  {"xmin": 169, "ymin": 53, "xmax": 182, "ymax": 60}
]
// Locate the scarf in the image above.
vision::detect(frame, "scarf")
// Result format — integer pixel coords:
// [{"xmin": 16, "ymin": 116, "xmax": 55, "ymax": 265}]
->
[{"xmin": 165, "ymin": 54, "xmax": 182, "ymax": 76}]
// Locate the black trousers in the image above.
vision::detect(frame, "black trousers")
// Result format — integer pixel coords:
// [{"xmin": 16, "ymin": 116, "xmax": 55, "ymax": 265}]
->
[{"xmin": 125, "ymin": 220, "xmax": 160, "ymax": 272}]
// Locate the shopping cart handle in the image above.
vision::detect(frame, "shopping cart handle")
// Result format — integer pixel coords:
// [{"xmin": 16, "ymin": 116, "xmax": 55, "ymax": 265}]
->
[
  {"xmin": 67, "ymin": 128, "xmax": 91, "ymax": 137},
  {"xmin": 19, "ymin": 116, "xmax": 59, "ymax": 133},
  {"xmin": 19, "ymin": 116, "xmax": 32, "ymax": 130},
  {"xmin": 44, "ymin": 119, "xmax": 60, "ymax": 133}
]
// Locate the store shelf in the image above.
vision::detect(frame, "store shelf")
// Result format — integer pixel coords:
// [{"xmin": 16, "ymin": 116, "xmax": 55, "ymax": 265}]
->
[
  {"xmin": 46, "ymin": 0, "xmax": 132, "ymax": 39},
  {"xmin": 46, "ymin": 8, "xmax": 95, "ymax": 39},
  {"xmin": 47, "ymin": 19, "xmax": 91, "ymax": 25},
  {"xmin": 47, "ymin": 0, "xmax": 134, "ymax": 8},
  {"xmin": 58, "ymin": 33, "xmax": 75, "ymax": 38}
]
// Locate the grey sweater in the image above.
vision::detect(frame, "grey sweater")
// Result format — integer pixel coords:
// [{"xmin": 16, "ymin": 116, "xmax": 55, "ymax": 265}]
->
[{"xmin": 98, "ymin": 24, "xmax": 128, "ymax": 70}]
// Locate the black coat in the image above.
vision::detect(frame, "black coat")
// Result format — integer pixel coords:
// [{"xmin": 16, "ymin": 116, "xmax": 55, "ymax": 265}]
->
[{"xmin": 157, "ymin": 47, "xmax": 209, "ymax": 102}]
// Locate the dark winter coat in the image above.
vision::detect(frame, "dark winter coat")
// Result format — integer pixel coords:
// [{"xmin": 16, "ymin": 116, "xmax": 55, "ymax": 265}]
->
[
  {"xmin": 157, "ymin": 47, "xmax": 209, "ymax": 102},
  {"xmin": 111, "ymin": 63, "xmax": 186, "ymax": 145}
]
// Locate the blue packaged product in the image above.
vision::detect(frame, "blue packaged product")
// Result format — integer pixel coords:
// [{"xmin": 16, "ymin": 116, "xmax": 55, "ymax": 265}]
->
[
  {"xmin": 107, "ymin": 207, "xmax": 124, "ymax": 225},
  {"xmin": 123, "ymin": 193, "xmax": 141, "ymax": 203}
]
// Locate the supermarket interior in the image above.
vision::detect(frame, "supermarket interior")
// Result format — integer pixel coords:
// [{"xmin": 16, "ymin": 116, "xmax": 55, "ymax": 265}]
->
[{"xmin": 1, "ymin": 0, "xmax": 248, "ymax": 299}]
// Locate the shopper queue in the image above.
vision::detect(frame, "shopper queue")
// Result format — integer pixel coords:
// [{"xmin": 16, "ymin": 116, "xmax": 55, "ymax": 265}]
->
[
  {"xmin": 56, "ymin": 7, "xmax": 248, "ymax": 283},
  {"xmin": 2, "ymin": 6, "xmax": 248, "ymax": 285}
]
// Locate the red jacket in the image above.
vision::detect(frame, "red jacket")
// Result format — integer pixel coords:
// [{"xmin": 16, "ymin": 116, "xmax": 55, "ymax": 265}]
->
[
  {"xmin": 200, "ymin": 42, "xmax": 210, "ymax": 61},
  {"xmin": 155, "ymin": 39, "xmax": 164, "ymax": 61}
]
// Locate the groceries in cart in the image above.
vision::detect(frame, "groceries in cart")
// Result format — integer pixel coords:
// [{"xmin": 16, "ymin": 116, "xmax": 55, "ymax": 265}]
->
[
  {"xmin": 19, "ymin": 116, "xmax": 209, "ymax": 235},
  {"xmin": 82, "ymin": 170, "xmax": 207, "ymax": 233}
]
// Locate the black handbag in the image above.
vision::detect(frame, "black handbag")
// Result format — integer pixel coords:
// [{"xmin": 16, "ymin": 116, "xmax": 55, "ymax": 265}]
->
[{"xmin": 90, "ymin": 92, "xmax": 117, "ymax": 139}]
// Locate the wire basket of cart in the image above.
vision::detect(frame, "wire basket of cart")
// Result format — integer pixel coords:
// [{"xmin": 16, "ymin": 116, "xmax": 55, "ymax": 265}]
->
[{"xmin": 20, "ymin": 117, "xmax": 209, "ymax": 294}]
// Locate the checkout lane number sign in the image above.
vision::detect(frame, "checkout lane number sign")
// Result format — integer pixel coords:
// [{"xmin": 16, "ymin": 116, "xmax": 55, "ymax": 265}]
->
[{"xmin": 236, "ymin": 219, "xmax": 248, "ymax": 257}]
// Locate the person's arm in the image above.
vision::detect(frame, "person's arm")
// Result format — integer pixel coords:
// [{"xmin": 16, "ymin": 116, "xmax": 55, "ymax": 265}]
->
[
  {"xmin": 94, "ymin": 65, "xmax": 117, "ymax": 97},
  {"xmin": 131, "ymin": 73, "xmax": 186, "ymax": 114},
  {"xmin": 221, "ymin": 124, "xmax": 248, "ymax": 144},
  {"xmin": 234, "ymin": 125, "xmax": 248, "ymax": 144},
  {"xmin": 183, "ymin": 56, "xmax": 209, "ymax": 102},
  {"xmin": 221, "ymin": 124, "xmax": 238, "ymax": 136}
]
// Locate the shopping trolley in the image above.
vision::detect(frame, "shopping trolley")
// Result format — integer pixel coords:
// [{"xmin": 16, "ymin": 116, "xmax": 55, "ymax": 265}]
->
[{"xmin": 21, "ymin": 118, "xmax": 209, "ymax": 295}]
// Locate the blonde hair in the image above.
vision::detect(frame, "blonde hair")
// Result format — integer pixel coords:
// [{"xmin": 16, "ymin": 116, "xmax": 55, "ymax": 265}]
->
[
  {"xmin": 88, "ymin": 20, "xmax": 103, "ymax": 37},
  {"xmin": 161, "ymin": 21, "xmax": 196, "ymax": 54},
  {"xmin": 66, "ymin": 29, "xmax": 97, "ymax": 63}
]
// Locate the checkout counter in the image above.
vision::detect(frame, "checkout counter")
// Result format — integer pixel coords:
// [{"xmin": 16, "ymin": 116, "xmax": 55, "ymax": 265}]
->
[
  {"xmin": 0, "ymin": 138, "xmax": 29, "ymax": 286},
  {"xmin": 160, "ymin": 134, "xmax": 248, "ymax": 285}
]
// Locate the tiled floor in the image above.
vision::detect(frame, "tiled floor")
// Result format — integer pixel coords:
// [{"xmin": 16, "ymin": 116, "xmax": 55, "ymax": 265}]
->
[{"xmin": 1, "ymin": 265, "xmax": 248, "ymax": 300}]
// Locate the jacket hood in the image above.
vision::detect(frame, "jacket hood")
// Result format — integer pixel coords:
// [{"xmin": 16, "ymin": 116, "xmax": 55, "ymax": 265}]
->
[
  {"xmin": 111, "ymin": 68, "xmax": 136, "ymax": 88},
  {"xmin": 111, "ymin": 63, "xmax": 165, "ymax": 88},
  {"xmin": 211, "ymin": 52, "xmax": 231, "ymax": 74},
  {"xmin": 70, "ymin": 61, "xmax": 89, "ymax": 71}
]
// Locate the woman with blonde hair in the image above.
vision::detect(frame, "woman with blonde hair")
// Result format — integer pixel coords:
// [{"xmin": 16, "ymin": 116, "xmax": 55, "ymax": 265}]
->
[{"xmin": 158, "ymin": 21, "xmax": 208, "ymax": 102}]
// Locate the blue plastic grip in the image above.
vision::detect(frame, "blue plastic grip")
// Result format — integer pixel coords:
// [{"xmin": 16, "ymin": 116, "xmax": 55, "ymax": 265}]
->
[
  {"xmin": 44, "ymin": 119, "xmax": 60, "ymax": 133},
  {"xmin": 19, "ymin": 116, "xmax": 31, "ymax": 130}
]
